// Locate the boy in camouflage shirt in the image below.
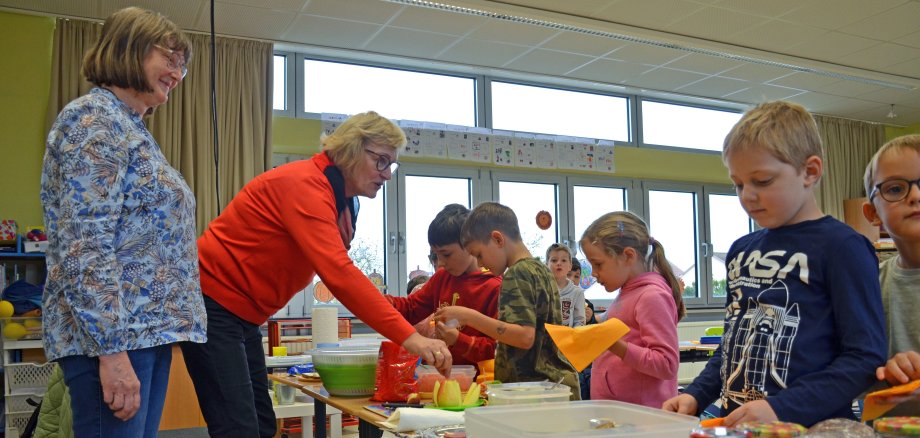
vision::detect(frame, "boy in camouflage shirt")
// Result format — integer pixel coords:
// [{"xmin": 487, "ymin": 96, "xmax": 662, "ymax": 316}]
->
[{"xmin": 435, "ymin": 202, "xmax": 580, "ymax": 399}]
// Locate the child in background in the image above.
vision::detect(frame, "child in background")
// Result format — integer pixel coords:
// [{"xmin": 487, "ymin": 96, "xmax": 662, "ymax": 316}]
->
[
  {"xmin": 387, "ymin": 204, "xmax": 501, "ymax": 366},
  {"xmin": 435, "ymin": 202, "xmax": 580, "ymax": 398},
  {"xmin": 580, "ymin": 211, "xmax": 684, "ymax": 408},
  {"xmin": 545, "ymin": 243, "xmax": 586, "ymax": 327},
  {"xmin": 862, "ymin": 134, "xmax": 920, "ymax": 415},
  {"xmin": 407, "ymin": 275, "xmax": 430, "ymax": 295},
  {"xmin": 568, "ymin": 257, "xmax": 583, "ymax": 286},
  {"xmin": 664, "ymin": 101, "xmax": 887, "ymax": 427}
]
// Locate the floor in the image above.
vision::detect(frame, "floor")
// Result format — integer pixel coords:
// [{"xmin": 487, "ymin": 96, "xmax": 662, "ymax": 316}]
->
[{"xmin": 159, "ymin": 424, "xmax": 360, "ymax": 437}]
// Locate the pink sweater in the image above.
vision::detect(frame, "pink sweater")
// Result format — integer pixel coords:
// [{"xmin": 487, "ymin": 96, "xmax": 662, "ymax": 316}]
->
[{"xmin": 591, "ymin": 272, "xmax": 679, "ymax": 408}]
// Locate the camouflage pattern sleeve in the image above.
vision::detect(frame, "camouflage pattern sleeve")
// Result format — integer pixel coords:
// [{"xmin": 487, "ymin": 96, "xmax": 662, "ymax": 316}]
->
[{"xmin": 498, "ymin": 261, "xmax": 539, "ymax": 327}]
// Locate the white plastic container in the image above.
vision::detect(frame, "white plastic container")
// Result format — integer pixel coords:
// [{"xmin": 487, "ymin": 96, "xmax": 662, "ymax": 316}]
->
[
  {"xmin": 485, "ymin": 381, "xmax": 571, "ymax": 405},
  {"xmin": 465, "ymin": 400, "xmax": 698, "ymax": 437}
]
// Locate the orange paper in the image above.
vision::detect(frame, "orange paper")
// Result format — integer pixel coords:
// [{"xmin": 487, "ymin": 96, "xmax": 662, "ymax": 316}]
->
[
  {"xmin": 862, "ymin": 379, "xmax": 920, "ymax": 422},
  {"xmin": 545, "ymin": 318, "xmax": 630, "ymax": 372}
]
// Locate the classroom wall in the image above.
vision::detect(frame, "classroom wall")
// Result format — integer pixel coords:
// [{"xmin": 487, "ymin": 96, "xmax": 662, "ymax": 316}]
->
[
  {"xmin": 272, "ymin": 116, "xmax": 733, "ymax": 185},
  {"xmin": 886, "ymin": 122, "xmax": 920, "ymax": 140},
  {"xmin": 0, "ymin": 11, "xmax": 54, "ymax": 230}
]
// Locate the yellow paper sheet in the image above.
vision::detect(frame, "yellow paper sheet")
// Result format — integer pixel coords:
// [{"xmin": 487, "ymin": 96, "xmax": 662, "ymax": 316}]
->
[
  {"xmin": 545, "ymin": 318, "xmax": 630, "ymax": 372},
  {"xmin": 862, "ymin": 379, "xmax": 920, "ymax": 422}
]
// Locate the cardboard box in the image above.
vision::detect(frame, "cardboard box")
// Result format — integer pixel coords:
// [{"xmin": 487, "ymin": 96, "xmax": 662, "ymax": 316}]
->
[{"xmin": 23, "ymin": 241, "xmax": 48, "ymax": 253}]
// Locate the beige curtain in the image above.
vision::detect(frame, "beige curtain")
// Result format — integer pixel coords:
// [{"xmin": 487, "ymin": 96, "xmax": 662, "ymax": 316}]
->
[
  {"xmin": 47, "ymin": 19, "xmax": 273, "ymax": 235},
  {"xmin": 814, "ymin": 115, "xmax": 886, "ymax": 220}
]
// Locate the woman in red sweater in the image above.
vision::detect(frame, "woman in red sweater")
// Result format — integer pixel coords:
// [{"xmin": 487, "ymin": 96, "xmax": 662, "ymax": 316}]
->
[{"xmin": 182, "ymin": 112, "xmax": 452, "ymax": 438}]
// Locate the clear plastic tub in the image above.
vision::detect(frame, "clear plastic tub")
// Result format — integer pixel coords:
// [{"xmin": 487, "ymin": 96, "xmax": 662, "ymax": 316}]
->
[
  {"xmin": 465, "ymin": 400, "xmax": 697, "ymax": 438},
  {"xmin": 417, "ymin": 365, "xmax": 477, "ymax": 393},
  {"xmin": 485, "ymin": 381, "xmax": 571, "ymax": 405}
]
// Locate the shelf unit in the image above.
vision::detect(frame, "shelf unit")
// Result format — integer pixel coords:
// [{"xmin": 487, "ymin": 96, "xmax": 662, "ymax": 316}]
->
[
  {"xmin": 2, "ymin": 335, "xmax": 52, "ymax": 436},
  {"xmin": 1, "ymin": 236, "xmax": 50, "ymax": 436}
]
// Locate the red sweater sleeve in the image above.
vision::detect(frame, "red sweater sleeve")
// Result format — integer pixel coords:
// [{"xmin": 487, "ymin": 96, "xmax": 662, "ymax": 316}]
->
[
  {"xmin": 275, "ymin": 176, "xmax": 415, "ymax": 344},
  {"xmin": 386, "ymin": 270, "xmax": 446, "ymax": 324}
]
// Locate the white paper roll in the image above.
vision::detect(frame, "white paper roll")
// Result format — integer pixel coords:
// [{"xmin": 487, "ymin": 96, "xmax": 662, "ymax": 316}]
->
[{"xmin": 311, "ymin": 307, "xmax": 339, "ymax": 346}]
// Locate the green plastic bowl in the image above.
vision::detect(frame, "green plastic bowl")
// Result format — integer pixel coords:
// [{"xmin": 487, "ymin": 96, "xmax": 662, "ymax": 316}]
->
[{"xmin": 311, "ymin": 346, "xmax": 379, "ymax": 396}]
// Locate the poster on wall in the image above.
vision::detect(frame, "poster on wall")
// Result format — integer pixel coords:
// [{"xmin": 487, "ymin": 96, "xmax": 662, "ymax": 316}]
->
[
  {"xmin": 492, "ymin": 130, "xmax": 515, "ymax": 166},
  {"xmin": 514, "ymin": 133, "xmax": 557, "ymax": 169},
  {"xmin": 321, "ymin": 113, "xmax": 348, "ymax": 136},
  {"xmin": 421, "ymin": 122, "xmax": 448, "ymax": 159},
  {"xmin": 596, "ymin": 140, "xmax": 616, "ymax": 173},
  {"xmin": 447, "ymin": 126, "xmax": 493, "ymax": 163},
  {"xmin": 556, "ymin": 136, "xmax": 597, "ymax": 171},
  {"xmin": 399, "ymin": 120, "xmax": 424, "ymax": 157}
]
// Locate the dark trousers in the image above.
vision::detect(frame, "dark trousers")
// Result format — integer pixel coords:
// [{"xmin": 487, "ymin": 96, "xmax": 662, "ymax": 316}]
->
[{"xmin": 181, "ymin": 295, "xmax": 276, "ymax": 438}]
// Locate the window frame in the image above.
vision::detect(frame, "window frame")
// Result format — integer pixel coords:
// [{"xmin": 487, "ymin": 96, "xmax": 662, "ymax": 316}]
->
[
  {"xmin": 272, "ymin": 51, "xmax": 296, "ymax": 117},
  {"xmin": 702, "ymin": 185, "xmax": 755, "ymax": 306},
  {"xmin": 490, "ymin": 170, "xmax": 569, "ymax": 261},
  {"xmin": 486, "ymin": 77, "xmax": 635, "ymax": 145},
  {"xmin": 641, "ymin": 180, "xmax": 706, "ymax": 306},
  {"xmin": 295, "ymin": 54, "xmax": 483, "ymax": 126},
  {"xmin": 637, "ymin": 97, "xmax": 743, "ymax": 155},
  {"xmin": 388, "ymin": 163, "xmax": 484, "ymax": 296}
]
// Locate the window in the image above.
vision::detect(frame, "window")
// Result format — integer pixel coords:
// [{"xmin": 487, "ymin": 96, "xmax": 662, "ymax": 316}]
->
[
  {"xmin": 706, "ymin": 192, "xmax": 753, "ymax": 300},
  {"xmin": 495, "ymin": 179, "xmax": 562, "ymax": 261},
  {"xmin": 303, "ymin": 59, "xmax": 476, "ymax": 125},
  {"xmin": 403, "ymin": 175, "xmax": 472, "ymax": 281},
  {"xmin": 645, "ymin": 187, "xmax": 700, "ymax": 300},
  {"xmin": 570, "ymin": 184, "xmax": 628, "ymax": 301},
  {"xmin": 641, "ymin": 100, "xmax": 741, "ymax": 152},
  {"xmin": 491, "ymin": 81, "xmax": 630, "ymax": 141},
  {"xmin": 273, "ymin": 54, "xmax": 286, "ymax": 111}
]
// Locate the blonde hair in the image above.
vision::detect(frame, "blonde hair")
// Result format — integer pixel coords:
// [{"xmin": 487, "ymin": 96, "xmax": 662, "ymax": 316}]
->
[
  {"xmin": 723, "ymin": 101, "xmax": 824, "ymax": 173},
  {"xmin": 580, "ymin": 211, "xmax": 685, "ymax": 320},
  {"xmin": 83, "ymin": 7, "xmax": 190, "ymax": 93},
  {"xmin": 864, "ymin": 134, "xmax": 920, "ymax": 199},
  {"xmin": 322, "ymin": 111, "xmax": 406, "ymax": 177},
  {"xmin": 545, "ymin": 243, "xmax": 573, "ymax": 264}
]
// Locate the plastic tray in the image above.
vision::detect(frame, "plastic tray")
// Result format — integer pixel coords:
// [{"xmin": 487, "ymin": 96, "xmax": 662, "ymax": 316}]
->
[
  {"xmin": 485, "ymin": 381, "xmax": 571, "ymax": 405},
  {"xmin": 465, "ymin": 400, "xmax": 697, "ymax": 437}
]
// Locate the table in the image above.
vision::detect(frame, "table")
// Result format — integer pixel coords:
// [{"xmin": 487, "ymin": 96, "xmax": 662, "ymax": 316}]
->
[
  {"xmin": 269, "ymin": 374, "xmax": 387, "ymax": 438},
  {"xmin": 679, "ymin": 342, "xmax": 717, "ymax": 363}
]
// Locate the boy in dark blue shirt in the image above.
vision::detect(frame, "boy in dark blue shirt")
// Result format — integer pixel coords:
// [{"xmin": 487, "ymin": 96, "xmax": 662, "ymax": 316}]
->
[{"xmin": 663, "ymin": 101, "xmax": 886, "ymax": 426}]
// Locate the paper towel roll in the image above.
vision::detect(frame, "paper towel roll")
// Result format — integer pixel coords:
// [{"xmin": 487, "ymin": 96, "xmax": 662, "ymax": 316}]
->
[{"xmin": 311, "ymin": 307, "xmax": 339, "ymax": 346}]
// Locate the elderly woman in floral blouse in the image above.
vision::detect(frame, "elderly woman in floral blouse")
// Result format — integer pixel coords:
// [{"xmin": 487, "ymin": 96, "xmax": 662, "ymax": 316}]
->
[{"xmin": 40, "ymin": 7, "xmax": 205, "ymax": 437}]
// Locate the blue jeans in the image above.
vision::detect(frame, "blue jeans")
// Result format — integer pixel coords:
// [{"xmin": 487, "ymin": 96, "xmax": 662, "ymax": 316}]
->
[
  {"xmin": 58, "ymin": 344, "xmax": 172, "ymax": 438},
  {"xmin": 180, "ymin": 295, "xmax": 276, "ymax": 438}
]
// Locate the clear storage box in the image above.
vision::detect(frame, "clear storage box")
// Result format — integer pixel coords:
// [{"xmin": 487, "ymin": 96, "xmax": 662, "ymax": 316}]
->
[
  {"xmin": 465, "ymin": 400, "xmax": 697, "ymax": 437},
  {"xmin": 485, "ymin": 381, "xmax": 571, "ymax": 405}
]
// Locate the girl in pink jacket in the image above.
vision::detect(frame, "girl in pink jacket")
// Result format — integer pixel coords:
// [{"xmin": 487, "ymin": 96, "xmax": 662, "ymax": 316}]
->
[{"xmin": 580, "ymin": 211, "xmax": 686, "ymax": 408}]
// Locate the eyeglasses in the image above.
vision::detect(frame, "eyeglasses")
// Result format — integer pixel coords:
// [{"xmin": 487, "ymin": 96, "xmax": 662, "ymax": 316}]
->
[
  {"xmin": 154, "ymin": 44, "xmax": 188, "ymax": 78},
  {"xmin": 870, "ymin": 177, "xmax": 920, "ymax": 202},
  {"xmin": 365, "ymin": 149, "xmax": 399, "ymax": 173}
]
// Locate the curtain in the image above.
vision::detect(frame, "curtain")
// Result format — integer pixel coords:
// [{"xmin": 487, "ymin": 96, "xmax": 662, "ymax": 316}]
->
[
  {"xmin": 814, "ymin": 115, "xmax": 886, "ymax": 220},
  {"xmin": 47, "ymin": 19, "xmax": 273, "ymax": 235}
]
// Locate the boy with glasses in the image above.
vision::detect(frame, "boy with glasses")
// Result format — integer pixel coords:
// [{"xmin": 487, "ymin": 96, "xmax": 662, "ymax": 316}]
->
[{"xmin": 862, "ymin": 134, "xmax": 920, "ymax": 415}]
